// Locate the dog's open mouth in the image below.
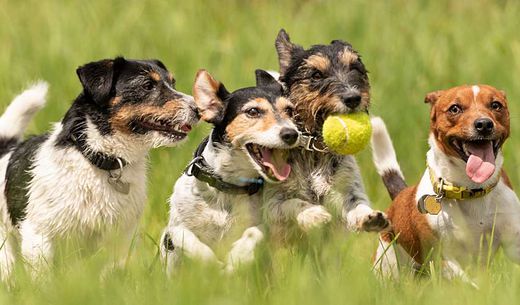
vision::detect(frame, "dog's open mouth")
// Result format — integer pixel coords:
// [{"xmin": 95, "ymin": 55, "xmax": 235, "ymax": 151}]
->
[
  {"xmin": 245, "ymin": 143, "xmax": 291, "ymax": 182},
  {"xmin": 450, "ymin": 138, "xmax": 501, "ymax": 184},
  {"xmin": 132, "ymin": 117, "xmax": 191, "ymax": 141}
]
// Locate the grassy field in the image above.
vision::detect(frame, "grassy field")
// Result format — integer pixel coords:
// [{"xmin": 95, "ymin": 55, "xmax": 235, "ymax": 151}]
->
[{"xmin": 1, "ymin": 0, "xmax": 520, "ymax": 304}]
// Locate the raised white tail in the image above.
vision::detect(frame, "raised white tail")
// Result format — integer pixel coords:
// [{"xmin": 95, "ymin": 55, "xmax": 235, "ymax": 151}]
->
[
  {"xmin": 370, "ymin": 117, "xmax": 406, "ymax": 200},
  {"xmin": 0, "ymin": 81, "xmax": 48, "ymax": 156}
]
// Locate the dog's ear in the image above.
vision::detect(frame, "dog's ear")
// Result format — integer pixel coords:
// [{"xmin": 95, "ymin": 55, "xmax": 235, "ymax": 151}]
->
[
  {"xmin": 275, "ymin": 29, "xmax": 302, "ymax": 76},
  {"xmin": 255, "ymin": 69, "xmax": 283, "ymax": 94},
  {"xmin": 424, "ymin": 90, "xmax": 443, "ymax": 105},
  {"xmin": 193, "ymin": 69, "xmax": 229, "ymax": 125},
  {"xmin": 76, "ymin": 57, "xmax": 125, "ymax": 105}
]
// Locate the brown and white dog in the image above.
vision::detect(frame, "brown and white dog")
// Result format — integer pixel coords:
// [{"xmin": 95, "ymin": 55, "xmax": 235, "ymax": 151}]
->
[{"xmin": 371, "ymin": 85, "xmax": 518, "ymax": 285}]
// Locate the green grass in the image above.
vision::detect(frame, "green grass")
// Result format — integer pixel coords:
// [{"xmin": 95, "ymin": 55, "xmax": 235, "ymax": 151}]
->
[{"xmin": 1, "ymin": 0, "xmax": 520, "ymax": 304}]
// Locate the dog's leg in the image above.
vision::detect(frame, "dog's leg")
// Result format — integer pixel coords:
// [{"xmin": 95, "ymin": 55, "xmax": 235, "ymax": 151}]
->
[
  {"xmin": 224, "ymin": 226, "xmax": 264, "ymax": 273},
  {"xmin": 495, "ymin": 188, "xmax": 520, "ymax": 264},
  {"xmin": 100, "ymin": 224, "xmax": 139, "ymax": 280},
  {"xmin": 268, "ymin": 198, "xmax": 331, "ymax": 232},
  {"xmin": 19, "ymin": 221, "xmax": 53, "ymax": 279},
  {"xmin": 373, "ymin": 235, "xmax": 400, "ymax": 280},
  {"xmin": 161, "ymin": 225, "xmax": 219, "ymax": 270},
  {"xmin": 0, "ymin": 185, "xmax": 15, "ymax": 284},
  {"xmin": 340, "ymin": 160, "xmax": 389, "ymax": 232},
  {"xmin": 441, "ymin": 259, "xmax": 478, "ymax": 289}
]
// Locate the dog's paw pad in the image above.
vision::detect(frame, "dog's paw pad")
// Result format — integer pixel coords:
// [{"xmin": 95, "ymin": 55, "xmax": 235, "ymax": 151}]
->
[
  {"xmin": 360, "ymin": 211, "xmax": 389, "ymax": 232},
  {"xmin": 297, "ymin": 206, "xmax": 332, "ymax": 232}
]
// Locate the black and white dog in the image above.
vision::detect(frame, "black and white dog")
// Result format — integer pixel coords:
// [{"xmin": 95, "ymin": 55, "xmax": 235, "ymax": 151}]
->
[
  {"xmin": 0, "ymin": 57, "xmax": 198, "ymax": 281},
  {"xmin": 160, "ymin": 69, "xmax": 299, "ymax": 274}
]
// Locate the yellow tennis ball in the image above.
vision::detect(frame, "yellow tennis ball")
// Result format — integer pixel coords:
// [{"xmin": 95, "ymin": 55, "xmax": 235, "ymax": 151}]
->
[{"xmin": 322, "ymin": 112, "xmax": 372, "ymax": 155}]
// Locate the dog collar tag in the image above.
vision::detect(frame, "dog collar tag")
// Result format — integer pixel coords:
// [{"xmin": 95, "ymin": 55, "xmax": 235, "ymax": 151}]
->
[
  {"xmin": 108, "ymin": 176, "xmax": 130, "ymax": 194},
  {"xmin": 418, "ymin": 195, "xmax": 442, "ymax": 215},
  {"xmin": 108, "ymin": 162, "xmax": 130, "ymax": 195}
]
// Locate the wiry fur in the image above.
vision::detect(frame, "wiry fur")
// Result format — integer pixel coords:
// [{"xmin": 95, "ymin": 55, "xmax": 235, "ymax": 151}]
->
[
  {"xmin": 0, "ymin": 58, "xmax": 198, "ymax": 282},
  {"xmin": 262, "ymin": 30, "xmax": 388, "ymax": 238},
  {"xmin": 161, "ymin": 70, "xmax": 299, "ymax": 274}
]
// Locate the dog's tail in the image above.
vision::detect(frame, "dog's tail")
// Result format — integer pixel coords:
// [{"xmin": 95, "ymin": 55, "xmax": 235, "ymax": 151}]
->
[
  {"xmin": 371, "ymin": 117, "xmax": 407, "ymax": 200},
  {"xmin": 0, "ymin": 81, "xmax": 48, "ymax": 156}
]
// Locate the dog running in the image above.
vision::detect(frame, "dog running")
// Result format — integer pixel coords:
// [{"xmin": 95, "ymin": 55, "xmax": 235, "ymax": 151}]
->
[
  {"xmin": 160, "ymin": 69, "xmax": 299, "ymax": 274},
  {"xmin": 0, "ymin": 57, "xmax": 198, "ymax": 281},
  {"xmin": 372, "ymin": 85, "xmax": 519, "ymax": 286},
  {"xmin": 262, "ymin": 30, "xmax": 389, "ymax": 240}
]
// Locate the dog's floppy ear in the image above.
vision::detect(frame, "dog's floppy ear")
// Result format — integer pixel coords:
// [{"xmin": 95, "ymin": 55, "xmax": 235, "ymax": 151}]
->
[
  {"xmin": 76, "ymin": 57, "xmax": 125, "ymax": 105},
  {"xmin": 193, "ymin": 69, "xmax": 230, "ymax": 125},
  {"xmin": 424, "ymin": 90, "xmax": 443, "ymax": 105},
  {"xmin": 255, "ymin": 69, "xmax": 283, "ymax": 95},
  {"xmin": 275, "ymin": 29, "xmax": 302, "ymax": 76}
]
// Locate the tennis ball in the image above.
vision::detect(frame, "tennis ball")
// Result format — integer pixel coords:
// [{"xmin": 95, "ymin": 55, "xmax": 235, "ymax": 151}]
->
[{"xmin": 322, "ymin": 112, "xmax": 372, "ymax": 155}]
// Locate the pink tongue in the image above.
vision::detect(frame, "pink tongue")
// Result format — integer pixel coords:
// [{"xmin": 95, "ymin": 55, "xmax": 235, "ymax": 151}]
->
[
  {"xmin": 465, "ymin": 142, "xmax": 496, "ymax": 184},
  {"xmin": 261, "ymin": 148, "xmax": 291, "ymax": 181}
]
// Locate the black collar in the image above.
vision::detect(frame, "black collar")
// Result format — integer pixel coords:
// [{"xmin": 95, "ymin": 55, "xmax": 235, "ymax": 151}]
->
[
  {"xmin": 184, "ymin": 137, "xmax": 264, "ymax": 196},
  {"xmin": 69, "ymin": 131, "xmax": 128, "ymax": 171}
]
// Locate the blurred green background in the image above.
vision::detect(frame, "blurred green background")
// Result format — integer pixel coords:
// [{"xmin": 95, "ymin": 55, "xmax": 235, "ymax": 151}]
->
[{"xmin": 1, "ymin": 0, "xmax": 520, "ymax": 304}]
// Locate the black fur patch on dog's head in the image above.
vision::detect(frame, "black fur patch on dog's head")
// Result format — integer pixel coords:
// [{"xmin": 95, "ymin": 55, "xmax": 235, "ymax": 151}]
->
[
  {"xmin": 275, "ymin": 29, "xmax": 370, "ymax": 133},
  {"xmin": 57, "ymin": 57, "xmax": 197, "ymax": 147}
]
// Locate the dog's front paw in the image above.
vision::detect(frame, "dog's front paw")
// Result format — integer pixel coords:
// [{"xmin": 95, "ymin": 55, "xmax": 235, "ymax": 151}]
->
[
  {"xmin": 297, "ymin": 205, "xmax": 332, "ymax": 232},
  {"xmin": 359, "ymin": 211, "xmax": 389, "ymax": 232},
  {"xmin": 197, "ymin": 246, "xmax": 220, "ymax": 263}
]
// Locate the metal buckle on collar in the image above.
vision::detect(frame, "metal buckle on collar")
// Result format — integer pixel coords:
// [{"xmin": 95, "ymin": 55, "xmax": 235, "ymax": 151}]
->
[
  {"xmin": 184, "ymin": 156, "xmax": 204, "ymax": 176},
  {"xmin": 435, "ymin": 178, "xmax": 446, "ymax": 201},
  {"xmin": 300, "ymin": 134, "xmax": 329, "ymax": 153}
]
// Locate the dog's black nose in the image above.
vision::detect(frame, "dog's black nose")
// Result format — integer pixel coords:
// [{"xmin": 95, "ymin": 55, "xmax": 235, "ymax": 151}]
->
[
  {"xmin": 280, "ymin": 128, "xmax": 299, "ymax": 145},
  {"xmin": 474, "ymin": 118, "xmax": 494, "ymax": 135},
  {"xmin": 342, "ymin": 93, "xmax": 361, "ymax": 109}
]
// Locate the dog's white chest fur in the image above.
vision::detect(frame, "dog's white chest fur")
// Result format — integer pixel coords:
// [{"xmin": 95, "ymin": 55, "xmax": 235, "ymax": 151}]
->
[
  {"xmin": 24, "ymin": 130, "xmax": 147, "ymax": 239},
  {"xmin": 416, "ymin": 144, "xmax": 520, "ymax": 257}
]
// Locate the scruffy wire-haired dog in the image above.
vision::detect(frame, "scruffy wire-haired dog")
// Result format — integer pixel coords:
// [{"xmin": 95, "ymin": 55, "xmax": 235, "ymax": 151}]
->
[
  {"xmin": 160, "ymin": 69, "xmax": 300, "ymax": 274},
  {"xmin": 0, "ymin": 57, "xmax": 198, "ymax": 281},
  {"xmin": 263, "ymin": 30, "xmax": 389, "ymax": 237}
]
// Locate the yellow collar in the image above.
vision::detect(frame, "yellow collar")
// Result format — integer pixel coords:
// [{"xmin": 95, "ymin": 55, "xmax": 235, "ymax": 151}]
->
[{"xmin": 428, "ymin": 167, "xmax": 498, "ymax": 200}]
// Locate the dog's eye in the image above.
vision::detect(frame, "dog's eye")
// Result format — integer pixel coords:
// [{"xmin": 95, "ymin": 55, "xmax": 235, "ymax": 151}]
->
[
  {"xmin": 142, "ymin": 80, "xmax": 155, "ymax": 90},
  {"xmin": 246, "ymin": 108, "xmax": 262, "ymax": 118},
  {"xmin": 285, "ymin": 107, "xmax": 294, "ymax": 117},
  {"xmin": 448, "ymin": 104, "xmax": 462, "ymax": 115},
  {"xmin": 491, "ymin": 101, "xmax": 503, "ymax": 111},
  {"xmin": 311, "ymin": 71, "xmax": 323, "ymax": 80}
]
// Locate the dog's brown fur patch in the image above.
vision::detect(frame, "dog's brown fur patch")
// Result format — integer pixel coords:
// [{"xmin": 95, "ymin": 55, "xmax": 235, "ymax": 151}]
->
[
  {"xmin": 384, "ymin": 186, "xmax": 437, "ymax": 264},
  {"xmin": 305, "ymin": 54, "xmax": 331, "ymax": 72},
  {"xmin": 150, "ymin": 71, "xmax": 161, "ymax": 82},
  {"xmin": 110, "ymin": 101, "xmax": 185, "ymax": 134},
  {"xmin": 340, "ymin": 48, "xmax": 359, "ymax": 65}
]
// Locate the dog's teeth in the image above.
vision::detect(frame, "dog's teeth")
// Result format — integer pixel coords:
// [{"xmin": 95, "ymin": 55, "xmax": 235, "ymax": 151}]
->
[{"xmin": 462, "ymin": 143, "xmax": 470, "ymax": 156}]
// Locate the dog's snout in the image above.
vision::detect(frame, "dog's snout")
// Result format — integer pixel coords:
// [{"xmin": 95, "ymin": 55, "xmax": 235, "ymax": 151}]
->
[
  {"xmin": 280, "ymin": 128, "xmax": 299, "ymax": 145},
  {"xmin": 341, "ymin": 93, "xmax": 361, "ymax": 109},
  {"xmin": 474, "ymin": 118, "xmax": 494, "ymax": 135}
]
